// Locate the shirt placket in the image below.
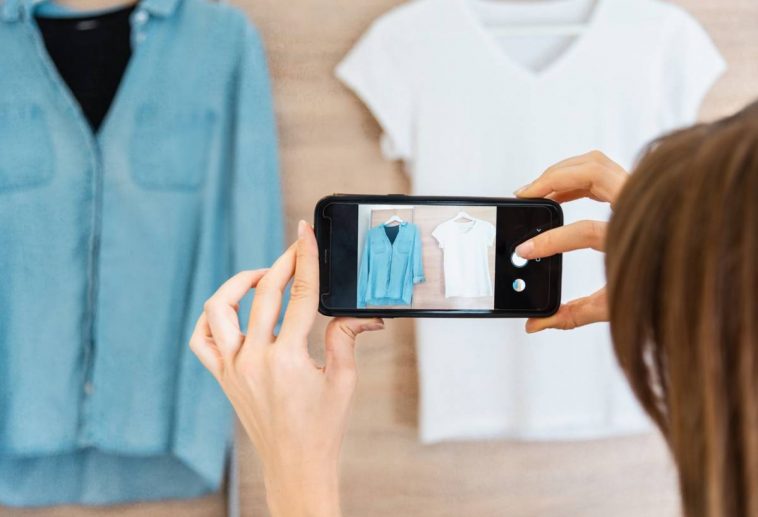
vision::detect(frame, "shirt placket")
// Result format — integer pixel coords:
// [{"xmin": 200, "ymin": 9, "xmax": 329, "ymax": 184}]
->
[{"xmin": 21, "ymin": 0, "xmax": 153, "ymax": 447}]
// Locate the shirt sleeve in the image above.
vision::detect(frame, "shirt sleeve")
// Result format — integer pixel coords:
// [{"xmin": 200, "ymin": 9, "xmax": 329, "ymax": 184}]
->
[
  {"xmin": 661, "ymin": 7, "xmax": 727, "ymax": 128},
  {"xmin": 431, "ymin": 223, "xmax": 446, "ymax": 249},
  {"xmin": 335, "ymin": 17, "xmax": 414, "ymax": 162},
  {"xmin": 484, "ymin": 221, "xmax": 496, "ymax": 247},
  {"xmin": 357, "ymin": 231, "xmax": 371, "ymax": 308},
  {"xmin": 412, "ymin": 225, "xmax": 425, "ymax": 284},
  {"xmin": 232, "ymin": 21, "xmax": 286, "ymax": 331}
]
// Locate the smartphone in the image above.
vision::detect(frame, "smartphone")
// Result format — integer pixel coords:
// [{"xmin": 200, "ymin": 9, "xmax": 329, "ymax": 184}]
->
[{"xmin": 314, "ymin": 194, "xmax": 562, "ymax": 318}]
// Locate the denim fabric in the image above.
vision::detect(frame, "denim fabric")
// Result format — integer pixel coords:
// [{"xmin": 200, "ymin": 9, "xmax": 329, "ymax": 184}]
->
[
  {"xmin": 357, "ymin": 222, "xmax": 425, "ymax": 307},
  {"xmin": 0, "ymin": 0, "xmax": 283, "ymax": 506}
]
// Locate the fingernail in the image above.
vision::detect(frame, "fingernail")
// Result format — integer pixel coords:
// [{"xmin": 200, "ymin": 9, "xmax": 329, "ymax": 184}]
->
[
  {"xmin": 516, "ymin": 240, "xmax": 534, "ymax": 258},
  {"xmin": 514, "ymin": 183, "xmax": 530, "ymax": 196},
  {"xmin": 297, "ymin": 220, "xmax": 306, "ymax": 238},
  {"xmin": 363, "ymin": 321, "xmax": 385, "ymax": 332}
]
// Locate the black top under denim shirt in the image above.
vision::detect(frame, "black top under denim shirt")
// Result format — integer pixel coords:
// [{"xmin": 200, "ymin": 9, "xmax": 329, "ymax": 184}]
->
[{"xmin": 36, "ymin": 5, "xmax": 134, "ymax": 132}]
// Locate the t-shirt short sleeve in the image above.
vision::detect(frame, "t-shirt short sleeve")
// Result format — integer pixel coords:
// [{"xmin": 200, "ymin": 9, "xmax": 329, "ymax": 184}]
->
[
  {"xmin": 661, "ymin": 7, "xmax": 727, "ymax": 127},
  {"xmin": 335, "ymin": 18, "xmax": 413, "ymax": 162},
  {"xmin": 432, "ymin": 223, "xmax": 447, "ymax": 249},
  {"xmin": 483, "ymin": 221, "xmax": 496, "ymax": 247}
]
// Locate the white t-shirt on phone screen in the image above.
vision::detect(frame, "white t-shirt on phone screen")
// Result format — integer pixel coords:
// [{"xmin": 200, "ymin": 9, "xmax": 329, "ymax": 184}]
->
[
  {"xmin": 337, "ymin": 0, "xmax": 725, "ymax": 442},
  {"xmin": 432, "ymin": 218, "xmax": 496, "ymax": 298}
]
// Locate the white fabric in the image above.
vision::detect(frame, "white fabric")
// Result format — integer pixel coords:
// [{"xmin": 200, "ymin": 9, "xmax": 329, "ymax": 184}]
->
[
  {"xmin": 432, "ymin": 218, "xmax": 496, "ymax": 298},
  {"xmin": 337, "ymin": 0, "xmax": 725, "ymax": 442}
]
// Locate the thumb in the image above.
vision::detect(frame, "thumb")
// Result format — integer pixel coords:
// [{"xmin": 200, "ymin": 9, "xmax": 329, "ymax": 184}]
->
[
  {"xmin": 324, "ymin": 318, "xmax": 384, "ymax": 378},
  {"xmin": 525, "ymin": 288, "xmax": 608, "ymax": 333}
]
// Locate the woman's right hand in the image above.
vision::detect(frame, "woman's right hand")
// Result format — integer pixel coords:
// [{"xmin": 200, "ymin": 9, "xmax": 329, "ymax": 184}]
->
[{"xmin": 514, "ymin": 150, "xmax": 629, "ymax": 333}]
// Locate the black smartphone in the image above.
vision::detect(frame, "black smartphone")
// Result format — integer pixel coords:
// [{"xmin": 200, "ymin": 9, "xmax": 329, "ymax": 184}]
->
[{"xmin": 314, "ymin": 194, "xmax": 562, "ymax": 318}]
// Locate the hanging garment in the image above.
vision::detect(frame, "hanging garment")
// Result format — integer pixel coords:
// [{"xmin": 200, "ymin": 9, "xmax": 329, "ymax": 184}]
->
[
  {"xmin": 35, "ymin": 4, "xmax": 134, "ymax": 132},
  {"xmin": 0, "ymin": 0, "xmax": 283, "ymax": 506},
  {"xmin": 337, "ymin": 0, "xmax": 725, "ymax": 442},
  {"xmin": 432, "ymin": 217, "xmax": 496, "ymax": 298},
  {"xmin": 358, "ymin": 222, "xmax": 425, "ymax": 307}
]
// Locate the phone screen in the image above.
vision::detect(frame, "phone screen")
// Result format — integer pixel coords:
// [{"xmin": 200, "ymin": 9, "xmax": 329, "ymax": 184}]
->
[{"xmin": 316, "ymin": 196, "xmax": 562, "ymax": 317}]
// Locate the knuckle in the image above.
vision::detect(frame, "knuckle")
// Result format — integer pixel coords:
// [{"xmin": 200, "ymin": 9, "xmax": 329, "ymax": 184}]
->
[
  {"xmin": 290, "ymin": 278, "xmax": 314, "ymax": 300},
  {"xmin": 254, "ymin": 276, "xmax": 274, "ymax": 295},
  {"xmin": 235, "ymin": 354, "xmax": 258, "ymax": 378},
  {"xmin": 579, "ymin": 220, "xmax": 595, "ymax": 240},
  {"xmin": 269, "ymin": 350, "xmax": 301, "ymax": 376},
  {"xmin": 586, "ymin": 220, "xmax": 605, "ymax": 247},
  {"xmin": 202, "ymin": 299, "xmax": 216, "ymax": 313},
  {"xmin": 337, "ymin": 322, "xmax": 359, "ymax": 341},
  {"xmin": 564, "ymin": 302, "xmax": 584, "ymax": 330},
  {"xmin": 535, "ymin": 232, "xmax": 552, "ymax": 253},
  {"xmin": 591, "ymin": 220, "xmax": 605, "ymax": 239},
  {"xmin": 593, "ymin": 162, "xmax": 609, "ymax": 177}
]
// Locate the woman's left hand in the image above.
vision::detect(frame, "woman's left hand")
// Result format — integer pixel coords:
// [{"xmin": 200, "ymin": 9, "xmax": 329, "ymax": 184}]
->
[
  {"xmin": 189, "ymin": 220, "xmax": 384, "ymax": 517},
  {"xmin": 514, "ymin": 150, "xmax": 628, "ymax": 333}
]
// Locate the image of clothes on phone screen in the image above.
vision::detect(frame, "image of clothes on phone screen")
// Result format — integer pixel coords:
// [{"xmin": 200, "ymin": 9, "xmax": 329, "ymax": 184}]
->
[
  {"xmin": 356, "ymin": 205, "xmax": 498, "ymax": 310},
  {"xmin": 432, "ymin": 214, "xmax": 496, "ymax": 299},
  {"xmin": 357, "ymin": 219, "xmax": 425, "ymax": 307}
]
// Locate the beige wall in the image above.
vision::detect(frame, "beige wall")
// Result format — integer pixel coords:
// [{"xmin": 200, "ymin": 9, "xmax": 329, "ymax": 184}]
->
[{"xmin": 2, "ymin": 1, "xmax": 754, "ymax": 516}]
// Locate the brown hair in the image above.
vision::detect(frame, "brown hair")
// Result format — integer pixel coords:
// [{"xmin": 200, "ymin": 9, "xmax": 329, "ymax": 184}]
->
[{"xmin": 606, "ymin": 101, "xmax": 758, "ymax": 517}]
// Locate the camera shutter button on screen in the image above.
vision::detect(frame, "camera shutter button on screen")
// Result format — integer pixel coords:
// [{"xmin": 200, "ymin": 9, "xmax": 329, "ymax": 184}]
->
[{"xmin": 511, "ymin": 250, "xmax": 528, "ymax": 268}]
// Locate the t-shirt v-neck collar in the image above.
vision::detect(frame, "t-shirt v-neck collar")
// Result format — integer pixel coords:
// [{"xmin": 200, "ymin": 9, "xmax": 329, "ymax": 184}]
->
[
  {"xmin": 453, "ymin": 0, "xmax": 608, "ymax": 81},
  {"xmin": 452, "ymin": 218, "xmax": 477, "ymax": 234}
]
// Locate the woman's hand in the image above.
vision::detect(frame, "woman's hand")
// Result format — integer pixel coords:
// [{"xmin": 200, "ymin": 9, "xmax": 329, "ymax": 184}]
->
[
  {"xmin": 189, "ymin": 220, "xmax": 384, "ymax": 517},
  {"xmin": 515, "ymin": 151, "xmax": 628, "ymax": 333}
]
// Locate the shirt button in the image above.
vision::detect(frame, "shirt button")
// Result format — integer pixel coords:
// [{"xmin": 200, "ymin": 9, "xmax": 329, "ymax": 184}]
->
[
  {"xmin": 134, "ymin": 10, "xmax": 149, "ymax": 24},
  {"xmin": 83, "ymin": 382, "xmax": 94, "ymax": 396}
]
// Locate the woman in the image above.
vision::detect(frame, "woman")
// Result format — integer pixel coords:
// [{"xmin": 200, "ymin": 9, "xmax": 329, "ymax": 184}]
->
[{"xmin": 189, "ymin": 101, "xmax": 758, "ymax": 517}]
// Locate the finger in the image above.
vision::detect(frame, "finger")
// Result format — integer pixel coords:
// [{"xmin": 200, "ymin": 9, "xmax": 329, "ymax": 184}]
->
[
  {"xmin": 246, "ymin": 243, "xmax": 297, "ymax": 344},
  {"xmin": 324, "ymin": 317, "xmax": 384, "ymax": 379},
  {"xmin": 204, "ymin": 269, "xmax": 269, "ymax": 358},
  {"xmin": 189, "ymin": 313, "xmax": 223, "ymax": 379},
  {"xmin": 545, "ymin": 189, "xmax": 598, "ymax": 204},
  {"xmin": 516, "ymin": 151, "xmax": 625, "ymax": 203},
  {"xmin": 514, "ymin": 153, "xmax": 594, "ymax": 196},
  {"xmin": 516, "ymin": 164, "xmax": 597, "ymax": 199},
  {"xmin": 278, "ymin": 221, "xmax": 321, "ymax": 347},
  {"xmin": 515, "ymin": 220, "xmax": 606, "ymax": 260},
  {"xmin": 525, "ymin": 288, "xmax": 608, "ymax": 333}
]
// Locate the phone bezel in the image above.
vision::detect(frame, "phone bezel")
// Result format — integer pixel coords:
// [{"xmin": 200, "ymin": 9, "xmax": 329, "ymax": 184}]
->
[{"xmin": 314, "ymin": 194, "xmax": 563, "ymax": 318}]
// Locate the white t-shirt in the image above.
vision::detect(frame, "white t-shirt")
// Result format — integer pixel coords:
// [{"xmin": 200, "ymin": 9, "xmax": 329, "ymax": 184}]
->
[
  {"xmin": 337, "ymin": 0, "xmax": 725, "ymax": 442},
  {"xmin": 432, "ymin": 218, "xmax": 496, "ymax": 298}
]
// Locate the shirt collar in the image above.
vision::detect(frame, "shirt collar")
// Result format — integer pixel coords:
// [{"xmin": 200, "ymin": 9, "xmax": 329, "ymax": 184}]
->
[
  {"xmin": 140, "ymin": 0, "xmax": 180, "ymax": 18},
  {"xmin": 1, "ymin": 0, "xmax": 181, "ymax": 22}
]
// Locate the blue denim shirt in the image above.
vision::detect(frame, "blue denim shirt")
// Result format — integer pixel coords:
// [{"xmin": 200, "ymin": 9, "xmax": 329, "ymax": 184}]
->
[
  {"xmin": 0, "ymin": 0, "xmax": 283, "ymax": 506},
  {"xmin": 357, "ymin": 222, "xmax": 425, "ymax": 307}
]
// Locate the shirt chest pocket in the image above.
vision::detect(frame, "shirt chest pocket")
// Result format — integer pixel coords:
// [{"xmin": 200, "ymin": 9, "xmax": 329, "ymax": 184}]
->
[
  {"xmin": 0, "ymin": 104, "xmax": 54, "ymax": 192},
  {"xmin": 129, "ymin": 104, "xmax": 216, "ymax": 190},
  {"xmin": 396, "ymin": 239, "xmax": 412, "ymax": 254},
  {"xmin": 371, "ymin": 239, "xmax": 387, "ymax": 256}
]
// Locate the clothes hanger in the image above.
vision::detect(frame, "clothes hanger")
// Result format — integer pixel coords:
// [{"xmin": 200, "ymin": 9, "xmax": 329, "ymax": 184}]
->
[
  {"xmin": 480, "ymin": 0, "xmax": 594, "ymax": 38},
  {"xmin": 383, "ymin": 214, "xmax": 404, "ymax": 227},
  {"xmin": 452, "ymin": 211, "xmax": 475, "ymax": 223}
]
